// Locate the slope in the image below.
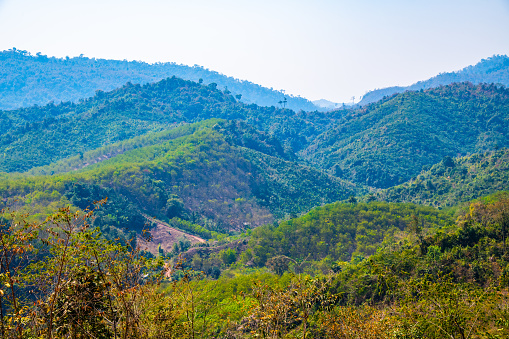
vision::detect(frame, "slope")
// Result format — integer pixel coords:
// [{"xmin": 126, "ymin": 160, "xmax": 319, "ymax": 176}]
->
[
  {"xmin": 377, "ymin": 148, "xmax": 509, "ymax": 208},
  {"xmin": 0, "ymin": 121, "xmax": 362, "ymax": 236},
  {"xmin": 243, "ymin": 201, "xmax": 453, "ymax": 269},
  {"xmin": 359, "ymin": 54, "xmax": 509, "ymax": 105},
  {"xmin": 0, "ymin": 76, "xmax": 343, "ymax": 173},
  {"xmin": 0, "ymin": 48, "xmax": 317, "ymax": 111},
  {"xmin": 302, "ymin": 82, "xmax": 509, "ymax": 188}
]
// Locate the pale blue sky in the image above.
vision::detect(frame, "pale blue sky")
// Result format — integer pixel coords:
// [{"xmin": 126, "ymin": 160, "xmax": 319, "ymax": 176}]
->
[{"xmin": 1, "ymin": 0, "xmax": 508, "ymax": 103}]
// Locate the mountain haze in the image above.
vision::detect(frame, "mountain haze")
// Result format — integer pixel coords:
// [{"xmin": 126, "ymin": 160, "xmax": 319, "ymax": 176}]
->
[
  {"xmin": 359, "ymin": 55, "xmax": 509, "ymax": 105},
  {"xmin": 0, "ymin": 48, "xmax": 318, "ymax": 111}
]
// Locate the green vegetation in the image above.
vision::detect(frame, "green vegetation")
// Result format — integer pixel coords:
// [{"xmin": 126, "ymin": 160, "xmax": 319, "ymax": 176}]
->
[
  {"xmin": 173, "ymin": 193, "xmax": 509, "ymax": 338},
  {"xmin": 305, "ymin": 82, "xmax": 509, "ymax": 188},
  {"xmin": 3, "ymin": 193, "xmax": 509, "ymax": 338},
  {"xmin": 0, "ymin": 121, "xmax": 361, "ymax": 235},
  {"xmin": 0, "ymin": 76, "xmax": 337, "ymax": 172},
  {"xmin": 359, "ymin": 54, "xmax": 509, "ymax": 105},
  {"xmin": 2, "ymin": 49, "xmax": 509, "ymax": 338},
  {"xmin": 239, "ymin": 147, "xmax": 364, "ymax": 219},
  {"xmin": 0, "ymin": 48, "xmax": 317, "ymax": 111},
  {"xmin": 378, "ymin": 148, "xmax": 509, "ymax": 207},
  {"xmin": 245, "ymin": 201, "xmax": 453, "ymax": 267}
]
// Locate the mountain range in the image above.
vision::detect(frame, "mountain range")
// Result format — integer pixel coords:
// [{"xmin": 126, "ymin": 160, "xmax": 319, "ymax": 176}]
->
[
  {"xmin": 0, "ymin": 51, "xmax": 508, "ymax": 249},
  {"xmin": 358, "ymin": 54, "xmax": 509, "ymax": 106},
  {"xmin": 2, "ymin": 49, "xmax": 509, "ymax": 337},
  {"xmin": 0, "ymin": 48, "xmax": 317, "ymax": 111}
]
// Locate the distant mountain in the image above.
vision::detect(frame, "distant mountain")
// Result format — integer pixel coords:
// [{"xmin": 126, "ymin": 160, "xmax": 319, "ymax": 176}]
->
[
  {"xmin": 376, "ymin": 149, "xmax": 509, "ymax": 208},
  {"xmin": 358, "ymin": 55, "xmax": 509, "ymax": 106},
  {"xmin": 0, "ymin": 48, "xmax": 318, "ymax": 111},
  {"xmin": 0, "ymin": 76, "xmax": 343, "ymax": 173},
  {"xmin": 302, "ymin": 82, "xmax": 509, "ymax": 188},
  {"xmin": 312, "ymin": 99, "xmax": 341, "ymax": 110}
]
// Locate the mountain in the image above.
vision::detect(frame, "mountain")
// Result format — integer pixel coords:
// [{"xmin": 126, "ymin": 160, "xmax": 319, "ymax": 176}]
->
[
  {"xmin": 312, "ymin": 99, "xmax": 341, "ymax": 110},
  {"xmin": 2, "ymin": 50, "xmax": 509, "ymax": 338},
  {"xmin": 376, "ymin": 148, "xmax": 509, "ymax": 208},
  {"xmin": 301, "ymin": 82, "xmax": 509, "ymax": 188},
  {"xmin": 0, "ymin": 120, "xmax": 363, "ymax": 238},
  {"xmin": 0, "ymin": 76, "xmax": 343, "ymax": 173},
  {"xmin": 358, "ymin": 54, "xmax": 509, "ymax": 106},
  {"xmin": 0, "ymin": 48, "xmax": 318, "ymax": 111}
]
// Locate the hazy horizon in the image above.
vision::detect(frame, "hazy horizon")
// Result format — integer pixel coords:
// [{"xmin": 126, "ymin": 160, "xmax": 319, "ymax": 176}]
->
[{"xmin": 1, "ymin": 0, "xmax": 508, "ymax": 103}]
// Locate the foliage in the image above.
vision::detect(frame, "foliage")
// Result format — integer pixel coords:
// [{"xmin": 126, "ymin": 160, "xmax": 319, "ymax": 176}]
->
[
  {"xmin": 359, "ymin": 54, "xmax": 509, "ymax": 106},
  {"xmin": 0, "ymin": 48, "xmax": 317, "ymax": 111},
  {"xmin": 241, "ymin": 275, "xmax": 339, "ymax": 338},
  {"xmin": 168, "ymin": 217, "xmax": 227, "ymax": 241},
  {"xmin": 0, "ymin": 204, "xmax": 170, "ymax": 338},
  {"xmin": 378, "ymin": 149, "xmax": 509, "ymax": 208},
  {"xmin": 2, "ymin": 191, "xmax": 509, "ymax": 337},
  {"xmin": 0, "ymin": 121, "xmax": 361, "ymax": 235},
  {"xmin": 247, "ymin": 201, "xmax": 453, "ymax": 267},
  {"xmin": 305, "ymin": 82, "xmax": 509, "ymax": 188},
  {"xmin": 394, "ymin": 276, "xmax": 498, "ymax": 339},
  {"xmin": 0, "ymin": 75, "xmax": 343, "ymax": 173}
]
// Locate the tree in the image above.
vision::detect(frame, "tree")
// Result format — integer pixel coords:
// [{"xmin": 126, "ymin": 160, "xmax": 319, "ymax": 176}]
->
[
  {"xmin": 0, "ymin": 204, "xmax": 176, "ymax": 338},
  {"xmin": 348, "ymin": 195, "xmax": 357, "ymax": 204},
  {"xmin": 220, "ymin": 248, "xmax": 236, "ymax": 266}
]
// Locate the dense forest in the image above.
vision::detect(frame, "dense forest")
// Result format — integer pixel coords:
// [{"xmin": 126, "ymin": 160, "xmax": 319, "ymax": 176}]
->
[
  {"xmin": 0, "ymin": 120, "xmax": 361, "ymax": 239},
  {"xmin": 378, "ymin": 149, "xmax": 509, "ymax": 207},
  {"xmin": 0, "ymin": 48, "xmax": 317, "ymax": 111},
  {"xmin": 3, "ymin": 76, "xmax": 509, "ymax": 193},
  {"xmin": 1, "ymin": 53, "xmax": 509, "ymax": 337},
  {"xmin": 3, "ymin": 192, "xmax": 509, "ymax": 337},
  {"xmin": 0, "ymin": 76, "xmax": 341, "ymax": 172},
  {"xmin": 305, "ymin": 82, "xmax": 509, "ymax": 188}
]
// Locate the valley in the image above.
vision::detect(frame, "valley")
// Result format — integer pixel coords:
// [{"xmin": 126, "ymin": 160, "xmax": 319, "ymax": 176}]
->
[{"xmin": 1, "ymin": 50, "xmax": 509, "ymax": 338}]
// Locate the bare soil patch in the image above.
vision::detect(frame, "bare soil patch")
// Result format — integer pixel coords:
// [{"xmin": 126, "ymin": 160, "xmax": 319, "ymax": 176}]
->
[{"xmin": 138, "ymin": 216, "xmax": 205, "ymax": 255}]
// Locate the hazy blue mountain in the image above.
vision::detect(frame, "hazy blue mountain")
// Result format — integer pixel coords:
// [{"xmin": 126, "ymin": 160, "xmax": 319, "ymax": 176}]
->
[
  {"xmin": 312, "ymin": 99, "xmax": 341, "ymax": 111},
  {"xmin": 358, "ymin": 55, "xmax": 509, "ymax": 106},
  {"xmin": 0, "ymin": 48, "xmax": 318, "ymax": 111},
  {"xmin": 0, "ymin": 76, "xmax": 343, "ymax": 173}
]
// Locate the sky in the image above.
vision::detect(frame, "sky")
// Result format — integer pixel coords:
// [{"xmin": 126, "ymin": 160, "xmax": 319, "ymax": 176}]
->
[{"xmin": 0, "ymin": 0, "xmax": 508, "ymax": 103}]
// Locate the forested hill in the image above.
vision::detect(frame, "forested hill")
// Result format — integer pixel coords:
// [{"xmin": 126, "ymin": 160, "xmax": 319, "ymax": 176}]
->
[
  {"xmin": 377, "ymin": 148, "xmax": 509, "ymax": 208},
  {"xmin": 0, "ymin": 76, "xmax": 342, "ymax": 172},
  {"xmin": 302, "ymin": 82, "xmax": 509, "ymax": 188},
  {"xmin": 359, "ymin": 54, "xmax": 509, "ymax": 105},
  {"xmin": 0, "ymin": 48, "xmax": 317, "ymax": 111},
  {"xmin": 0, "ymin": 120, "xmax": 363, "ymax": 238}
]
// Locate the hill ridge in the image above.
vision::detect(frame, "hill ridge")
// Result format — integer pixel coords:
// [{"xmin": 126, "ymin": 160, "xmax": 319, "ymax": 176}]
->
[{"xmin": 0, "ymin": 48, "xmax": 318, "ymax": 111}]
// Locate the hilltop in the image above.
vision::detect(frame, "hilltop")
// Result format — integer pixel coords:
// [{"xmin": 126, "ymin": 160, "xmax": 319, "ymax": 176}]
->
[
  {"xmin": 302, "ymin": 82, "xmax": 509, "ymax": 188},
  {"xmin": 359, "ymin": 54, "xmax": 509, "ymax": 105},
  {"xmin": 0, "ymin": 76, "xmax": 342, "ymax": 172},
  {"xmin": 0, "ymin": 48, "xmax": 317, "ymax": 111}
]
